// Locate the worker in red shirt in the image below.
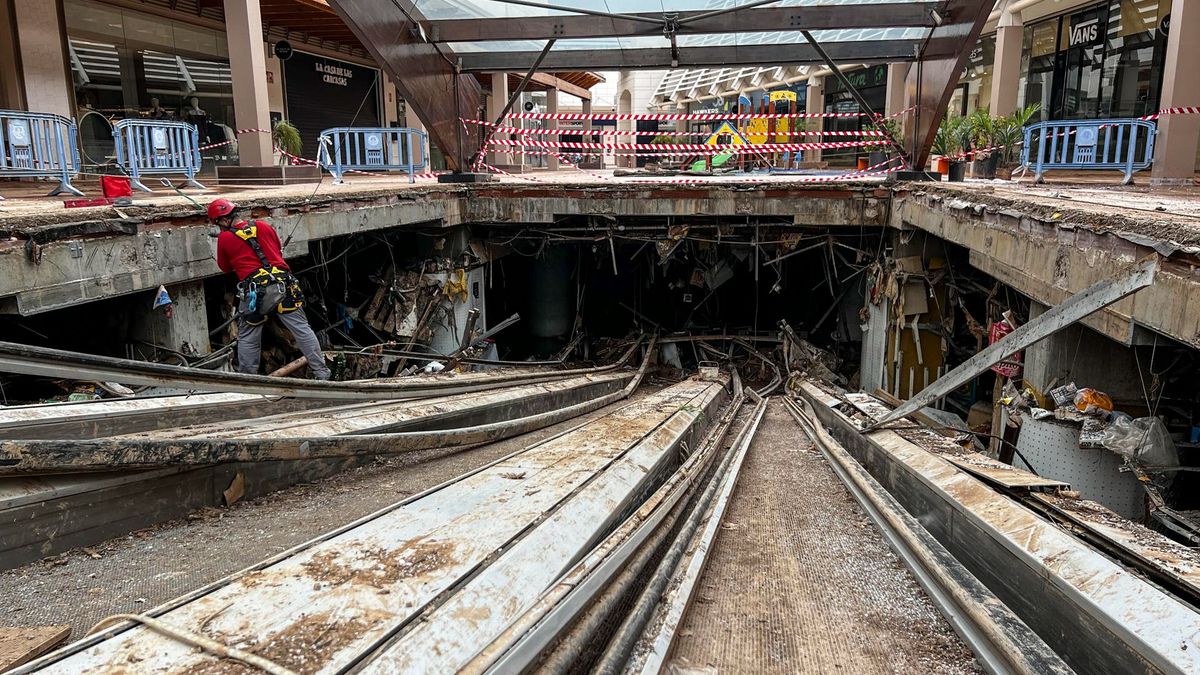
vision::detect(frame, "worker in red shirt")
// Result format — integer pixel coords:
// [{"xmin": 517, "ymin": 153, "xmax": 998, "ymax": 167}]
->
[{"xmin": 209, "ymin": 199, "xmax": 331, "ymax": 380}]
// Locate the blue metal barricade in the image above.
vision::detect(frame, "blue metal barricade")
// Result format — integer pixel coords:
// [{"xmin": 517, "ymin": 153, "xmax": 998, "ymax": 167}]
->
[
  {"xmin": 1021, "ymin": 118, "xmax": 1157, "ymax": 185},
  {"xmin": 113, "ymin": 119, "xmax": 205, "ymax": 192},
  {"xmin": 0, "ymin": 109, "xmax": 84, "ymax": 197},
  {"xmin": 318, "ymin": 127, "xmax": 428, "ymax": 183}
]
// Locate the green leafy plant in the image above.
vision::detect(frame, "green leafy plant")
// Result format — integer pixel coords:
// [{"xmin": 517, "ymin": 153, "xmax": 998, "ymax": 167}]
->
[
  {"xmin": 272, "ymin": 119, "xmax": 303, "ymax": 164},
  {"xmin": 932, "ymin": 115, "xmax": 964, "ymax": 157},
  {"xmin": 967, "ymin": 107, "xmax": 998, "ymax": 158},
  {"xmin": 994, "ymin": 103, "xmax": 1042, "ymax": 165},
  {"xmin": 865, "ymin": 117, "xmax": 900, "ymax": 153}
]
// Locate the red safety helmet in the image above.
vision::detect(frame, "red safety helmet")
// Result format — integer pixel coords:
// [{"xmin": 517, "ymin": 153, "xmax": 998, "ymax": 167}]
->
[{"xmin": 207, "ymin": 198, "xmax": 237, "ymax": 222}]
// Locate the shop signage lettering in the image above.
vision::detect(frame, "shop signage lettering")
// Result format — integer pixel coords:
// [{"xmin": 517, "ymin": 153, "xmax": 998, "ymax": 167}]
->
[
  {"xmin": 1068, "ymin": 17, "xmax": 1101, "ymax": 48},
  {"xmin": 316, "ymin": 62, "xmax": 354, "ymax": 86},
  {"xmin": 1160, "ymin": 13, "xmax": 1170, "ymax": 35}
]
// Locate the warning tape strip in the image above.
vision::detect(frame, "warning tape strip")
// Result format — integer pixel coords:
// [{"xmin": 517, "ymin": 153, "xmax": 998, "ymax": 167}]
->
[
  {"xmin": 466, "ymin": 121, "xmax": 881, "ymax": 139},
  {"xmin": 626, "ymin": 156, "xmax": 905, "ymax": 185},
  {"xmin": 504, "ymin": 111, "xmax": 868, "ymax": 122},
  {"xmin": 486, "ymin": 139, "xmax": 875, "ymax": 153}
]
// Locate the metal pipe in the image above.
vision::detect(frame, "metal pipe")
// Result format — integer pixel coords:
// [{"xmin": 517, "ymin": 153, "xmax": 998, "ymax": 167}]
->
[
  {"xmin": 0, "ymin": 332, "xmax": 631, "ymax": 401},
  {"xmin": 783, "ymin": 397, "xmax": 1072, "ymax": 675},
  {"xmin": 0, "ymin": 341, "xmax": 655, "ymax": 474},
  {"xmin": 480, "ymin": 371, "xmax": 744, "ymax": 672},
  {"xmin": 592, "ymin": 396, "xmax": 768, "ymax": 674}
]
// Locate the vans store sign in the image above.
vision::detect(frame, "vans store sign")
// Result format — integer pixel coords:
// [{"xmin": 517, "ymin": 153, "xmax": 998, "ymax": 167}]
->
[
  {"xmin": 316, "ymin": 62, "xmax": 354, "ymax": 87},
  {"xmin": 1068, "ymin": 16, "xmax": 1102, "ymax": 48}
]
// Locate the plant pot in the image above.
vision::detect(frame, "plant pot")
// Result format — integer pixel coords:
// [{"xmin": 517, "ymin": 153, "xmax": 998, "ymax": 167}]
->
[
  {"xmin": 996, "ymin": 165, "xmax": 1013, "ymax": 180},
  {"xmin": 947, "ymin": 161, "xmax": 967, "ymax": 182},
  {"xmin": 935, "ymin": 157, "xmax": 950, "ymax": 175},
  {"xmin": 856, "ymin": 157, "xmax": 869, "ymax": 171},
  {"xmin": 868, "ymin": 151, "xmax": 887, "ymax": 169}
]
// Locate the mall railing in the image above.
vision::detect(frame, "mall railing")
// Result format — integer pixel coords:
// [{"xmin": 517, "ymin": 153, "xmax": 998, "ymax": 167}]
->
[
  {"xmin": 1021, "ymin": 118, "xmax": 1157, "ymax": 185},
  {"xmin": 0, "ymin": 110, "xmax": 84, "ymax": 198},
  {"xmin": 318, "ymin": 127, "xmax": 428, "ymax": 183},
  {"xmin": 113, "ymin": 119, "xmax": 205, "ymax": 192}
]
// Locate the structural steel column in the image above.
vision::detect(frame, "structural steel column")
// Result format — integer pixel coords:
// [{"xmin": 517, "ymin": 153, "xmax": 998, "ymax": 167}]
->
[
  {"xmin": 487, "ymin": 73, "xmax": 509, "ymax": 167},
  {"xmin": 805, "ymin": 76, "xmax": 825, "ymax": 164},
  {"xmin": 1152, "ymin": 0, "xmax": 1200, "ymax": 184},
  {"xmin": 223, "ymin": 0, "xmax": 274, "ymax": 166},
  {"xmin": 991, "ymin": 14, "xmax": 1023, "ymax": 117},
  {"xmin": 11, "ymin": 0, "xmax": 73, "ymax": 118},
  {"xmin": 546, "ymin": 88, "xmax": 559, "ymax": 170}
]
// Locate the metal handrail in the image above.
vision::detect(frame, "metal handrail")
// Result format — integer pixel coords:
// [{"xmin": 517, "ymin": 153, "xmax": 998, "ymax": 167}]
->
[
  {"xmin": 1021, "ymin": 118, "xmax": 1157, "ymax": 185},
  {"xmin": 317, "ymin": 127, "xmax": 429, "ymax": 183},
  {"xmin": 0, "ymin": 109, "xmax": 84, "ymax": 197}
]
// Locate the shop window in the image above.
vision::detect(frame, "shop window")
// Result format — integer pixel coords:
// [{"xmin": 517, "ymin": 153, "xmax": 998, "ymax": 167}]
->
[
  {"xmin": 956, "ymin": 36, "xmax": 995, "ymax": 115},
  {"xmin": 65, "ymin": 0, "xmax": 238, "ymax": 168},
  {"xmin": 1101, "ymin": 0, "xmax": 1167, "ymax": 118},
  {"xmin": 1060, "ymin": 6, "xmax": 1108, "ymax": 119},
  {"xmin": 1018, "ymin": 20, "xmax": 1058, "ymax": 121}
]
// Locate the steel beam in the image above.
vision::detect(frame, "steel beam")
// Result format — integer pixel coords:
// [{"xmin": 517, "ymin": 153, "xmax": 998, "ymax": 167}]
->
[
  {"xmin": 429, "ymin": 4, "xmax": 938, "ymax": 43},
  {"xmin": 0, "ymin": 338, "xmax": 641, "ymax": 400},
  {"xmin": 903, "ymin": 0, "xmax": 996, "ymax": 168},
  {"xmin": 866, "ymin": 258, "xmax": 1158, "ymax": 431},
  {"xmin": 458, "ymin": 40, "xmax": 922, "ymax": 72},
  {"xmin": 0, "ymin": 371, "xmax": 640, "ymax": 474},
  {"xmin": 325, "ymin": 0, "xmax": 482, "ymax": 170}
]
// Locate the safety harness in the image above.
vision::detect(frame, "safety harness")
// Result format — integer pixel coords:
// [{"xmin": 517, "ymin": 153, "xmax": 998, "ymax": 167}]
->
[{"xmin": 232, "ymin": 221, "xmax": 303, "ymax": 326}]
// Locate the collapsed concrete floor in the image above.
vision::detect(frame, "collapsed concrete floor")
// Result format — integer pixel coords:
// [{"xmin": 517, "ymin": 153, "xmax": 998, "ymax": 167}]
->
[{"xmin": 1, "ymin": 175, "xmax": 1200, "ymax": 672}]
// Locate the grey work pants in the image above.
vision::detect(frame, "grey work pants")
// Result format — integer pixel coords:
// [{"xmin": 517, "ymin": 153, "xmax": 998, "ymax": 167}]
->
[{"xmin": 237, "ymin": 307, "xmax": 331, "ymax": 379}]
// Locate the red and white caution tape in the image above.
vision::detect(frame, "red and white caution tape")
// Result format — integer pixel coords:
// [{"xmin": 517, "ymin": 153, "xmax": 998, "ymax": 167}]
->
[
  {"xmin": 626, "ymin": 156, "xmax": 904, "ymax": 185},
  {"xmin": 475, "ymin": 161, "xmax": 545, "ymax": 182},
  {"xmin": 467, "ymin": 121, "xmax": 881, "ymax": 138},
  {"xmin": 1140, "ymin": 106, "xmax": 1200, "ymax": 121},
  {"xmin": 504, "ymin": 111, "xmax": 866, "ymax": 122},
  {"xmin": 486, "ymin": 138, "xmax": 875, "ymax": 153}
]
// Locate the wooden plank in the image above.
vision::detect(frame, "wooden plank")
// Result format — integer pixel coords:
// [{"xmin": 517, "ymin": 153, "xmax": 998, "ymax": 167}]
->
[{"xmin": 0, "ymin": 626, "xmax": 70, "ymax": 671}]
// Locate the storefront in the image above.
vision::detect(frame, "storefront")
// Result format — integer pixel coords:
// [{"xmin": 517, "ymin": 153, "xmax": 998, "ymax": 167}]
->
[
  {"xmin": 1018, "ymin": 0, "xmax": 1169, "ymax": 120},
  {"xmin": 823, "ymin": 65, "xmax": 887, "ymax": 165},
  {"xmin": 65, "ymin": 0, "xmax": 239, "ymax": 165},
  {"xmin": 62, "ymin": 0, "xmax": 384, "ymax": 167},
  {"xmin": 951, "ymin": 36, "xmax": 996, "ymax": 116},
  {"xmin": 282, "ymin": 50, "xmax": 381, "ymax": 160}
]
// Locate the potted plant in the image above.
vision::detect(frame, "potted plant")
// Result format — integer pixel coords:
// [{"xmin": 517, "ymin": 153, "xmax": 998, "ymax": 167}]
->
[
  {"xmin": 967, "ymin": 108, "xmax": 1000, "ymax": 179},
  {"xmin": 272, "ymin": 119, "xmax": 303, "ymax": 165},
  {"xmin": 992, "ymin": 103, "xmax": 1041, "ymax": 179},
  {"xmin": 932, "ymin": 116, "xmax": 958, "ymax": 177},
  {"xmin": 866, "ymin": 117, "xmax": 899, "ymax": 169},
  {"xmin": 938, "ymin": 115, "xmax": 970, "ymax": 182}
]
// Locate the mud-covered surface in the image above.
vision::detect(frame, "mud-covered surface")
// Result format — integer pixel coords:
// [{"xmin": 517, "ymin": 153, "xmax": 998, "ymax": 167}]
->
[
  {"xmin": 0, "ymin": 393, "xmax": 656, "ymax": 641},
  {"xmin": 1036, "ymin": 493, "xmax": 1200, "ymax": 586},
  {"xmin": 670, "ymin": 402, "xmax": 981, "ymax": 674},
  {"xmin": 913, "ymin": 182, "xmax": 1200, "ymax": 251}
]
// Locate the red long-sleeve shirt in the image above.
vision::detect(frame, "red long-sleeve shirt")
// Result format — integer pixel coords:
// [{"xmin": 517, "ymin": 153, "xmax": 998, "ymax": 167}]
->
[{"xmin": 216, "ymin": 220, "xmax": 290, "ymax": 281}]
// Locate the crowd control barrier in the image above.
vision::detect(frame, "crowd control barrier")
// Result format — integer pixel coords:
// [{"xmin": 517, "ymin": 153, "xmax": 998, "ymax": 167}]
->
[
  {"xmin": 1021, "ymin": 118, "xmax": 1157, "ymax": 185},
  {"xmin": 318, "ymin": 127, "xmax": 428, "ymax": 183},
  {"xmin": 0, "ymin": 110, "xmax": 84, "ymax": 198},
  {"xmin": 113, "ymin": 119, "xmax": 205, "ymax": 192}
]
